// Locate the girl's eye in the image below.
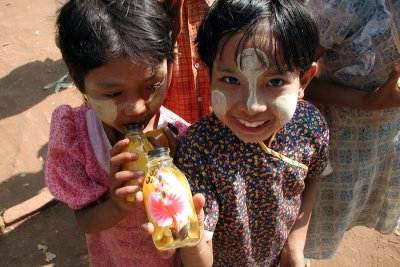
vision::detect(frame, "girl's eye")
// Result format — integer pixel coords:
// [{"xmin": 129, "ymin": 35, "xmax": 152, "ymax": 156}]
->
[
  {"xmin": 223, "ymin": 76, "xmax": 240, "ymax": 85},
  {"xmin": 146, "ymin": 81, "xmax": 165, "ymax": 90},
  {"xmin": 267, "ymin": 79, "xmax": 284, "ymax": 87},
  {"xmin": 104, "ymin": 92, "xmax": 122, "ymax": 98}
]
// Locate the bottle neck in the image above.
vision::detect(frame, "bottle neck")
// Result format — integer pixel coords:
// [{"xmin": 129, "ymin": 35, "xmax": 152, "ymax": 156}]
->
[
  {"xmin": 126, "ymin": 131, "xmax": 144, "ymax": 136},
  {"xmin": 124, "ymin": 123, "xmax": 145, "ymax": 137},
  {"xmin": 146, "ymin": 147, "xmax": 171, "ymax": 167},
  {"xmin": 126, "ymin": 130, "xmax": 145, "ymax": 138},
  {"xmin": 147, "ymin": 156, "xmax": 172, "ymax": 169}
]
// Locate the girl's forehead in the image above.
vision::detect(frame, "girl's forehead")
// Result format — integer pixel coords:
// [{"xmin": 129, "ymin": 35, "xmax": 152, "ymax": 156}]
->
[
  {"xmin": 84, "ymin": 58, "xmax": 168, "ymax": 90},
  {"xmin": 109, "ymin": 58, "xmax": 166, "ymax": 77},
  {"xmin": 218, "ymin": 31, "xmax": 278, "ymax": 66},
  {"xmin": 115, "ymin": 58, "xmax": 167, "ymax": 75}
]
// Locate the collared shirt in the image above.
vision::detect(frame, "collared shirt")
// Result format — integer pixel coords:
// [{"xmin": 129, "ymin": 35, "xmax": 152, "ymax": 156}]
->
[
  {"xmin": 177, "ymin": 101, "xmax": 329, "ymax": 266},
  {"xmin": 163, "ymin": 0, "xmax": 214, "ymax": 123}
]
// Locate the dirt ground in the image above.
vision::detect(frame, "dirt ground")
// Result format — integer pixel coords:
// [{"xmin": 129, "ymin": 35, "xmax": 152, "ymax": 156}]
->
[{"xmin": 1, "ymin": 0, "xmax": 400, "ymax": 266}]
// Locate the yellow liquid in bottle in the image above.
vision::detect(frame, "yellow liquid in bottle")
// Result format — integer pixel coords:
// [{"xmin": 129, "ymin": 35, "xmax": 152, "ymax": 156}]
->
[
  {"xmin": 122, "ymin": 126, "xmax": 154, "ymax": 202},
  {"xmin": 143, "ymin": 149, "xmax": 200, "ymax": 250}
]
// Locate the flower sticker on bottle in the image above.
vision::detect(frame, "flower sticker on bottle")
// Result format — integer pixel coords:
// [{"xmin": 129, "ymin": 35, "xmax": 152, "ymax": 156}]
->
[
  {"xmin": 148, "ymin": 171, "xmax": 192, "ymax": 240},
  {"xmin": 143, "ymin": 147, "xmax": 200, "ymax": 250}
]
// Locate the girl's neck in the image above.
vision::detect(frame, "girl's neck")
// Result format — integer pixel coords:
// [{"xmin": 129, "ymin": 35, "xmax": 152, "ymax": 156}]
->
[{"xmin": 103, "ymin": 124, "xmax": 123, "ymax": 146}]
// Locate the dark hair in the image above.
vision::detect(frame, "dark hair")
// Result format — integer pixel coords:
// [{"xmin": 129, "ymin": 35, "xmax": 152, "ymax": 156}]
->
[
  {"xmin": 56, "ymin": 0, "xmax": 173, "ymax": 91},
  {"xmin": 196, "ymin": 0, "xmax": 319, "ymax": 76}
]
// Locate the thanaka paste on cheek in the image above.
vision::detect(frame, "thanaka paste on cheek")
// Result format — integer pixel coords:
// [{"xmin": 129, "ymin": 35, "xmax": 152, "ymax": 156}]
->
[
  {"xmin": 211, "ymin": 89, "xmax": 226, "ymax": 117},
  {"xmin": 272, "ymin": 93, "xmax": 298, "ymax": 125},
  {"xmin": 114, "ymin": 81, "xmax": 167, "ymax": 117},
  {"xmin": 237, "ymin": 48, "xmax": 269, "ymax": 111},
  {"xmin": 87, "ymin": 96, "xmax": 118, "ymax": 125},
  {"xmin": 148, "ymin": 81, "xmax": 167, "ymax": 111}
]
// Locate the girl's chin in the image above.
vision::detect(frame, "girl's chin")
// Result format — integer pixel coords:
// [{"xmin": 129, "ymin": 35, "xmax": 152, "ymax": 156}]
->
[
  {"xmin": 231, "ymin": 123, "xmax": 277, "ymax": 143},
  {"xmin": 234, "ymin": 131, "xmax": 275, "ymax": 144}
]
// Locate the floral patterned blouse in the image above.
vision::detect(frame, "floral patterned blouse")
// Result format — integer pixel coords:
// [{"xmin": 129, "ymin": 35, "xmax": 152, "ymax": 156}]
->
[{"xmin": 176, "ymin": 100, "xmax": 329, "ymax": 266}]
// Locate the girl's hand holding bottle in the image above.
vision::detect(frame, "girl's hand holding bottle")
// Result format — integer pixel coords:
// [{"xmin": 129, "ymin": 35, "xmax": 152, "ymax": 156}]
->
[
  {"xmin": 108, "ymin": 123, "xmax": 181, "ymax": 214},
  {"xmin": 108, "ymin": 138, "xmax": 147, "ymax": 213},
  {"xmin": 140, "ymin": 147, "xmax": 200, "ymax": 251},
  {"xmin": 108, "ymin": 123, "xmax": 207, "ymax": 259},
  {"xmin": 142, "ymin": 193, "xmax": 208, "ymax": 260}
]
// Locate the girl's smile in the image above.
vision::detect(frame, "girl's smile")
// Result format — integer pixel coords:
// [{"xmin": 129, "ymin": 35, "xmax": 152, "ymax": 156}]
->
[
  {"xmin": 234, "ymin": 118, "xmax": 272, "ymax": 135},
  {"xmin": 237, "ymin": 119, "xmax": 268, "ymax": 128}
]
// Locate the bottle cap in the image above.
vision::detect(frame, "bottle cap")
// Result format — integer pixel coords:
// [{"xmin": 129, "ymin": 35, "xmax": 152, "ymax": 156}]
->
[
  {"xmin": 147, "ymin": 147, "xmax": 170, "ymax": 158},
  {"xmin": 124, "ymin": 123, "xmax": 144, "ymax": 132}
]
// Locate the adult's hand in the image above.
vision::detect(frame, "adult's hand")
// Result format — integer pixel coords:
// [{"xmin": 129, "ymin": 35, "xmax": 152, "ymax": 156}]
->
[
  {"xmin": 366, "ymin": 63, "xmax": 400, "ymax": 110},
  {"xmin": 161, "ymin": 0, "xmax": 184, "ymax": 43}
]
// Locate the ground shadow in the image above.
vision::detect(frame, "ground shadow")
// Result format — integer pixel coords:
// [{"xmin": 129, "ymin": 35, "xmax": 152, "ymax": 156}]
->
[
  {"xmin": 0, "ymin": 144, "xmax": 48, "ymax": 209},
  {"xmin": 0, "ymin": 143, "xmax": 89, "ymax": 267},
  {"xmin": 0, "ymin": 202, "xmax": 89, "ymax": 267},
  {"xmin": 0, "ymin": 58, "xmax": 72, "ymax": 120}
]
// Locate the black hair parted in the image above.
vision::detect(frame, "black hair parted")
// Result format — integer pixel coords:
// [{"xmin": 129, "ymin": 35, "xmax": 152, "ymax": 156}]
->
[
  {"xmin": 56, "ymin": 0, "xmax": 173, "ymax": 91},
  {"xmin": 196, "ymin": 0, "xmax": 319, "ymax": 76}
]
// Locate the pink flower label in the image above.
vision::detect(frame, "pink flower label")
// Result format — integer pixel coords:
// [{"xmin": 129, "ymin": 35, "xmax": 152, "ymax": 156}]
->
[{"xmin": 148, "ymin": 171, "xmax": 192, "ymax": 232}]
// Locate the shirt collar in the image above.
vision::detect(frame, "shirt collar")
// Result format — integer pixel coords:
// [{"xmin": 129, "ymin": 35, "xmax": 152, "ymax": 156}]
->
[{"xmin": 205, "ymin": 0, "xmax": 214, "ymax": 6}]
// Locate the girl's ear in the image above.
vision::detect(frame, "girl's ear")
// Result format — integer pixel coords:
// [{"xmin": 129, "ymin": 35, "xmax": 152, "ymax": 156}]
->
[
  {"xmin": 166, "ymin": 45, "xmax": 178, "ymax": 91},
  {"xmin": 166, "ymin": 59, "xmax": 173, "ymax": 90},
  {"xmin": 69, "ymin": 71, "xmax": 82, "ymax": 91},
  {"xmin": 298, "ymin": 62, "xmax": 318, "ymax": 99}
]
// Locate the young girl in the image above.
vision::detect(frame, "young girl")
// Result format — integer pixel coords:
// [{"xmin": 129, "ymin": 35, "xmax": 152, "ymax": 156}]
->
[
  {"xmin": 44, "ymin": 0, "xmax": 190, "ymax": 266},
  {"xmin": 175, "ymin": 0, "xmax": 330, "ymax": 266}
]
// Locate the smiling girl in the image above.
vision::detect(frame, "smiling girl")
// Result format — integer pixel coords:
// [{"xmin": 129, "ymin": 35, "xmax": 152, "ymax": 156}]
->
[{"xmin": 176, "ymin": 0, "xmax": 330, "ymax": 266}]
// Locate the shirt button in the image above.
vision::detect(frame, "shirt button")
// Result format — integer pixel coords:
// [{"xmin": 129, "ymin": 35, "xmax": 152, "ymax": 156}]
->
[
  {"xmin": 194, "ymin": 62, "xmax": 200, "ymax": 69},
  {"xmin": 197, "ymin": 97, "xmax": 202, "ymax": 102}
]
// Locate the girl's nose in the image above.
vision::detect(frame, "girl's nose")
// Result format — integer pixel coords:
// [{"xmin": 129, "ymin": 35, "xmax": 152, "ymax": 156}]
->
[
  {"xmin": 246, "ymin": 90, "xmax": 267, "ymax": 115},
  {"xmin": 247, "ymin": 102, "xmax": 267, "ymax": 115},
  {"xmin": 121, "ymin": 99, "xmax": 146, "ymax": 116}
]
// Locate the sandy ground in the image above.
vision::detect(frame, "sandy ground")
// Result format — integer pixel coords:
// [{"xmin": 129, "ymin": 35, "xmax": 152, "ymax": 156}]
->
[{"xmin": 1, "ymin": 0, "xmax": 400, "ymax": 266}]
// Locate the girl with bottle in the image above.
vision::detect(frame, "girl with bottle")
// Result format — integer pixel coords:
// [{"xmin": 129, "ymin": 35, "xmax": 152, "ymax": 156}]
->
[{"xmin": 44, "ymin": 0, "xmax": 192, "ymax": 266}]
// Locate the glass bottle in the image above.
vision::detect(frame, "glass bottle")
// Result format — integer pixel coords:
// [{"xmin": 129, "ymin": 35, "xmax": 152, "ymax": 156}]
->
[
  {"xmin": 122, "ymin": 123, "xmax": 154, "ymax": 202},
  {"xmin": 143, "ymin": 147, "xmax": 200, "ymax": 250}
]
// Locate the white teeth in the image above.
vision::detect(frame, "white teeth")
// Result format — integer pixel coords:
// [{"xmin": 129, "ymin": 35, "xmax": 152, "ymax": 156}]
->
[{"xmin": 238, "ymin": 119, "xmax": 265, "ymax": 127}]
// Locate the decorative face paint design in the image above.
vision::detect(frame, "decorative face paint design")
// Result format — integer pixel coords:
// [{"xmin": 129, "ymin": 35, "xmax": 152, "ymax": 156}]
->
[
  {"xmin": 210, "ymin": 32, "xmax": 308, "ymax": 144},
  {"xmin": 87, "ymin": 97, "xmax": 118, "ymax": 126},
  {"xmin": 237, "ymin": 48, "xmax": 269, "ymax": 111},
  {"xmin": 272, "ymin": 93, "xmax": 298, "ymax": 125},
  {"xmin": 211, "ymin": 90, "xmax": 227, "ymax": 117},
  {"xmin": 84, "ymin": 58, "xmax": 169, "ymax": 135},
  {"xmin": 87, "ymin": 90, "xmax": 164, "ymax": 127},
  {"xmin": 148, "ymin": 78, "xmax": 167, "ymax": 111}
]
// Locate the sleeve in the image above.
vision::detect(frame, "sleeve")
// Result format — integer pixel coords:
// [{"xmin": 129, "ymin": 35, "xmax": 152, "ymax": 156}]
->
[
  {"xmin": 306, "ymin": 0, "xmax": 360, "ymax": 49},
  {"xmin": 305, "ymin": 106, "xmax": 330, "ymax": 178},
  {"xmin": 44, "ymin": 105, "xmax": 108, "ymax": 210},
  {"xmin": 175, "ymin": 129, "xmax": 220, "ymax": 237},
  {"xmin": 159, "ymin": 106, "xmax": 191, "ymax": 135}
]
